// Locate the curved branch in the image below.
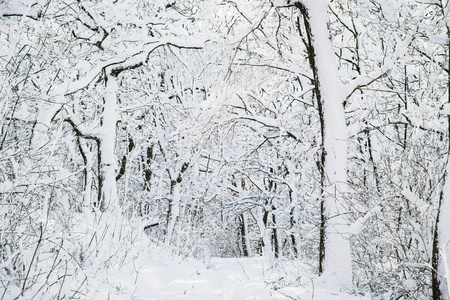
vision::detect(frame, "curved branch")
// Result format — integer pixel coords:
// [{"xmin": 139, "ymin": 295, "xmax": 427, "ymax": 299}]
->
[{"xmin": 64, "ymin": 118, "xmax": 100, "ymax": 141}]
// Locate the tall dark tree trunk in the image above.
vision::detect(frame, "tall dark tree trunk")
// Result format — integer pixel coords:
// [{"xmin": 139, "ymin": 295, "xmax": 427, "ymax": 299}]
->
[
  {"xmin": 289, "ymin": 206, "xmax": 298, "ymax": 258},
  {"xmin": 272, "ymin": 213, "xmax": 279, "ymax": 258},
  {"xmin": 432, "ymin": 192, "xmax": 443, "ymax": 300},
  {"xmin": 239, "ymin": 214, "xmax": 249, "ymax": 257},
  {"xmin": 298, "ymin": 4, "xmax": 327, "ymax": 273},
  {"xmin": 144, "ymin": 145, "xmax": 154, "ymax": 191},
  {"xmin": 116, "ymin": 136, "xmax": 134, "ymax": 181}
]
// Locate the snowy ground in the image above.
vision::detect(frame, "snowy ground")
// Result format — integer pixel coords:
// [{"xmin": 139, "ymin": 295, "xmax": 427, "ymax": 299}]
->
[{"xmin": 85, "ymin": 250, "xmax": 369, "ymax": 300}]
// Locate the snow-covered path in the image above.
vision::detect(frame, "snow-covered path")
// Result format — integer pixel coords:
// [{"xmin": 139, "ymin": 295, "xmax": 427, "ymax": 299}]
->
[{"xmin": 85, "ymin": 254, "xmax": 368, "ymax": 300}]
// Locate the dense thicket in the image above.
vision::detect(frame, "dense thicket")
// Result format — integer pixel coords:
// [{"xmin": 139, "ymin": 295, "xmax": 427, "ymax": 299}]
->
[{"xmin": 1, "ymin": 0, "xmax": 450, "ymax": 299}]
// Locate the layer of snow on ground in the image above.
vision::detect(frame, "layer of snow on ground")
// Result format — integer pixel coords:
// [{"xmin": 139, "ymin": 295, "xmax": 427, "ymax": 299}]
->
[{"xmin": 89, "ymin": 250, "xmax": 368, "ymax": 300}]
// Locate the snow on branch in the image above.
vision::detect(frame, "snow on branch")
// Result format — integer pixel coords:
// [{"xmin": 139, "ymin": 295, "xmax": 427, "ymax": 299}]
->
[
  {"xmin": 426, "ymin": 33, "xmax": 450, "ymax": 45},
  {"xmin": 64, "ymin": 37, "xmax": 207, "ymax": 95},
  {"xmin": 348, "ymin": 205, "xmax": 382, "ymax": 235},
  {"xmin": 230, "ymin": 62, "xmax": 304, "ymax": 75},
  {"xmin": 110, "ymin": 38, "xmax": 206, "ymax": 77},
  {"xmin": 226, "ymin": 10, "xmax": 270, "ymax": 77},
  {"xmin": 64, "ymin": 118, "xmax": 100, "ymax": 141},
  {"xmin": 64, "ymin": 57, "xmax": 121, "ymax": 95},
  {"xmin": 231, "ymin": 115, "xmax": 279, "ymax": 128},
  {"xmin": 343, "ymin": 34, "xmax": 414, "ymax": 101},
  {"xmin": 328, "ymin": 4, "xmax": 357, "ymax": 36},
  {"xmin": 0, "ymin": 2, "xmax": 41, "ymax": 20}
]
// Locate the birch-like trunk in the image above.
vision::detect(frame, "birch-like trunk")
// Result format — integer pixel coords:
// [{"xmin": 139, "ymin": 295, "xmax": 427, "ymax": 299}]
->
[
  {"xmin": 166, "ymin": 180, "xmax": 181, "ymax": 245},
  {"xmin": 297, "ymin": 0, "xmax": 352, "ymax": 288},
  {"xmin": 97, "ymin": 76, "xmax": 119, "ymax": 210},
  {"xmin": 79, "ymin": 142, "xmax": 94, "ymax": 212},
  {"xmin": 253, "ymin": 208, "xmax": 273, "ymax": 259}
]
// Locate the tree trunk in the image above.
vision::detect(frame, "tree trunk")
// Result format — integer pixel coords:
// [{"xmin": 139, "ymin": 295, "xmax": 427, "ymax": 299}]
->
[
  {"xmin": 253, "ymin": 208, "xmax": 273, "ymax": 259},
  {"xmin": 272, "ymin": 212, "xmax": 281, "ymax": 258},
  {"xmin": 432, "ymin": 190, "xmax": 444, "ymax": 300},
  {"xmin": 166, "ymin": 179, "xmax": 181, "ymax": 245},
  {"xmin": 297, "ymin": 0, "xmax": 352, "ymax": 288},
  {"xmin": 165, "ymin": 162, "xmax": 188, "ymax": 245},
  {"xmin": 432, "ymin": 34, "xmax": 450, "ymax": 300},
  {"xmin": 144, "ymin": 145, "xmax": 154, "ymax": 191},
  {"xmin": 290, "ymin": 206, "xmax": 298, "ymax": 258},
  {"xmin": 434, "ymin": 159, "xmax": 450, "ymax": 299},
  {"xmin": 239, "ymin": 213, "xmax": 250, "ymax": 257},
  {"xmin": 97, "ymin": 76, "xmax": 119, "ymax": 210},
  {"xmin": 79, "ymin": 141, "xmax": 94, "ymax": 212}
]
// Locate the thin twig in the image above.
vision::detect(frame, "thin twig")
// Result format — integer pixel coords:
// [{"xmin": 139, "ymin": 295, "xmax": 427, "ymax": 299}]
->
[{"xmin": 19, "ymin": 223, "xmax": 44, "ymax": 298}]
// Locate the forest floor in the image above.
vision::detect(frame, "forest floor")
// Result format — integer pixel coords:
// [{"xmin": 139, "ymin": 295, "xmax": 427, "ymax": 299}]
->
[{"xmin": 85, "ymin": 248, "xmax": 369, "ymax": 300}]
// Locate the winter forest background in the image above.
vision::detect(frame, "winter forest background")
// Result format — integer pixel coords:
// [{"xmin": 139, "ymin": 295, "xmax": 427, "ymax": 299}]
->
[{"xmin": 2, "ymin": 0, "xmax": 450, "ymax": 299}]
